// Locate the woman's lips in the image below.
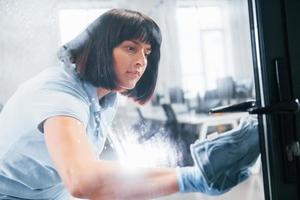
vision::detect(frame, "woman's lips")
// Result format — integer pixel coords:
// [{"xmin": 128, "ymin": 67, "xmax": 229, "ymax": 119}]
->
[{"xmin": 126, "ymin": 71, "xmax": 140, "ymax": 79}]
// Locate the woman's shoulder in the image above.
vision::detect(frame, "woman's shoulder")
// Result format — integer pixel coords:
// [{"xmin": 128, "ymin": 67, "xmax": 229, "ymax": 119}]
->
[
  {"xmin": 20, "ymin": 65, "xmax": 89, "ymax": 103},
  {"xmin": 32, "ymin": 64, "xmax": 80, "ymax": 87}
]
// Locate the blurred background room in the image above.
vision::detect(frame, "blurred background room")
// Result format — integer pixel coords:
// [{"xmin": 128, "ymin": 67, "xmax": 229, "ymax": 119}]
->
[{"xmin": 0, "ymin": 0, "xmax": 264, "ymax": 199}]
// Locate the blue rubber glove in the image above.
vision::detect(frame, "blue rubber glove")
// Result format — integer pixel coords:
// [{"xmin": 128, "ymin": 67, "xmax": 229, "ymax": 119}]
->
[{"xmin": 176, "ymin": 117, "xmax": 259, "ymax": 195}]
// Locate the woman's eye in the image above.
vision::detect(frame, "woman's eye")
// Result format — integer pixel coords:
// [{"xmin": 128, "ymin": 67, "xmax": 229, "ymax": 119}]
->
[
  {"xmin": 145, "ymin": 51, "xmax": 151, "ymax": 57},
  {"xmin": 126, "ymin": 46, "xmax": 136, "ymax": 52}
]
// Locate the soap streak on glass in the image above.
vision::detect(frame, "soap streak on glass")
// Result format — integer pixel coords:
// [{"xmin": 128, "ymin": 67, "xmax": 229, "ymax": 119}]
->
[{"xmin": 103, "ymin": 118, "xmax": 183, "ymax": 169}]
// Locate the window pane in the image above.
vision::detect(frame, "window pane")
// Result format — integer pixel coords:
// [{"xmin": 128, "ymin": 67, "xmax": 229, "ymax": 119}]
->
[{"xmin": 59, "ymin": 9, "xmax": 108, "ymax": 44}]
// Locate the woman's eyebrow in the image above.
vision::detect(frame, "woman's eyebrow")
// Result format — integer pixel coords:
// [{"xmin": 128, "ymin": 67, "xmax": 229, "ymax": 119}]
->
[{"xmin": 131, "ymin": 40, "xmax": 151, "ymax": 51}]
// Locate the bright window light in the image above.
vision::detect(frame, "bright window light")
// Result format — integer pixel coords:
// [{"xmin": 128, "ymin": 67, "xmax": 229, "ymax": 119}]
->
[
  {"xmin": 59, "ymin": 9, "xmax": 109, "ymax": 44},
  {"xmin": 176, "ymin": 6, "xmax": 226, "ymax": 96}
]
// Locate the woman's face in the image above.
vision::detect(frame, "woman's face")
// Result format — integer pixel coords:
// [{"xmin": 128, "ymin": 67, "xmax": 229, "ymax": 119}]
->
[{"xmin": 112, "ymin": 40, "xmax": 151, "ymax": 91}]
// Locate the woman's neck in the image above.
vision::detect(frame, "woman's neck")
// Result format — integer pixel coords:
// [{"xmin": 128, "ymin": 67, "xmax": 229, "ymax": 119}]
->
[{"xmin": 96, "ymin": 87, "xmax": 111, "ymax": 100}]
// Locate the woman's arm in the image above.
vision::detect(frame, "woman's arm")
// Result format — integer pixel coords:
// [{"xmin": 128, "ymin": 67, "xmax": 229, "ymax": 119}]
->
[{"xmin": 44, "ymin": 116, "xmax": 178, "ymax": 200}]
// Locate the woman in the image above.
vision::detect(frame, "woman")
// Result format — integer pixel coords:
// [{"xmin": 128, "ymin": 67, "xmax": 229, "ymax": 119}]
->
[{"xmin": 0, "ymin": 9, "xmax": 259, "ymax": 199}]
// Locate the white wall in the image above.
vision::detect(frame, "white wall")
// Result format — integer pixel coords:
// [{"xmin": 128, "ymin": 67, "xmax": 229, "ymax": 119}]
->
[{"xmin": 0, "ymin": 0, "xmax": 61, "ymax": 104}]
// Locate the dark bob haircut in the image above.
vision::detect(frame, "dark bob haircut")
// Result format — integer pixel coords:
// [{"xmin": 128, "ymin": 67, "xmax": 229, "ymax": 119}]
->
[{"xmin": 58, "ymin": 9, "xmax": 162, "ymax": 105}]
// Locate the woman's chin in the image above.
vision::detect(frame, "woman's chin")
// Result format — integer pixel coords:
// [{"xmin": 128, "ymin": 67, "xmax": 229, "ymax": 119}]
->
[{"xmin": 117, "ymin": 83, "xmax": 136, "ymax": 91}]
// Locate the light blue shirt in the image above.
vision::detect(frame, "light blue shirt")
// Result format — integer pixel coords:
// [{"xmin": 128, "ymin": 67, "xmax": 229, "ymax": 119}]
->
[{"xmin": 0, "ymin": 63, "xmax": 118, "ymax": 199}]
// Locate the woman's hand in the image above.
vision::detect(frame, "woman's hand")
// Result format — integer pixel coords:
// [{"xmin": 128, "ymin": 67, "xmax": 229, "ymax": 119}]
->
[{"xmin": 176, "ymin": 117, "xmax": 260, "ymax": 195}]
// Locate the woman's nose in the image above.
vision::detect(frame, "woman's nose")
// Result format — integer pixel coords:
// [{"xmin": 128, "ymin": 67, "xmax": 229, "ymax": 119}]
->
[{"xmin": 134, "ymin": 51, "xmax": 147, "ymax": 67}]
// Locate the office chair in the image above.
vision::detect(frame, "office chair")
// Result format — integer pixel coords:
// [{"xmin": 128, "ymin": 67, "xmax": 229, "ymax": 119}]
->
[
  {"xmin": 196, "ymin": 89, "xmax": 222, "ymax": 114},
  {"xmin": 161, "ymin": 103, "xmax": 198, "ymax": 166},
  {"xmin": 132, "ymin": 107, "xmax": 163, "ymax": 143},
  {"xmin": 162, "ymin": 103, "xmax": 179, "ymax": 138},
  {"xmin": 169, "ymin": 87, "xmax": 185, "ymax": 104},
  {"xmin": 216, "ymin": 76, "xmax": 235, "ymax": 105}
]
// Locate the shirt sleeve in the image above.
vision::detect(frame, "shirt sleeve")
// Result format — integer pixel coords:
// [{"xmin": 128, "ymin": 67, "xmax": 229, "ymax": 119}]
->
[{"xmin": 26, "ymin": 87, "xmax": 90, "ymax": 134}]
